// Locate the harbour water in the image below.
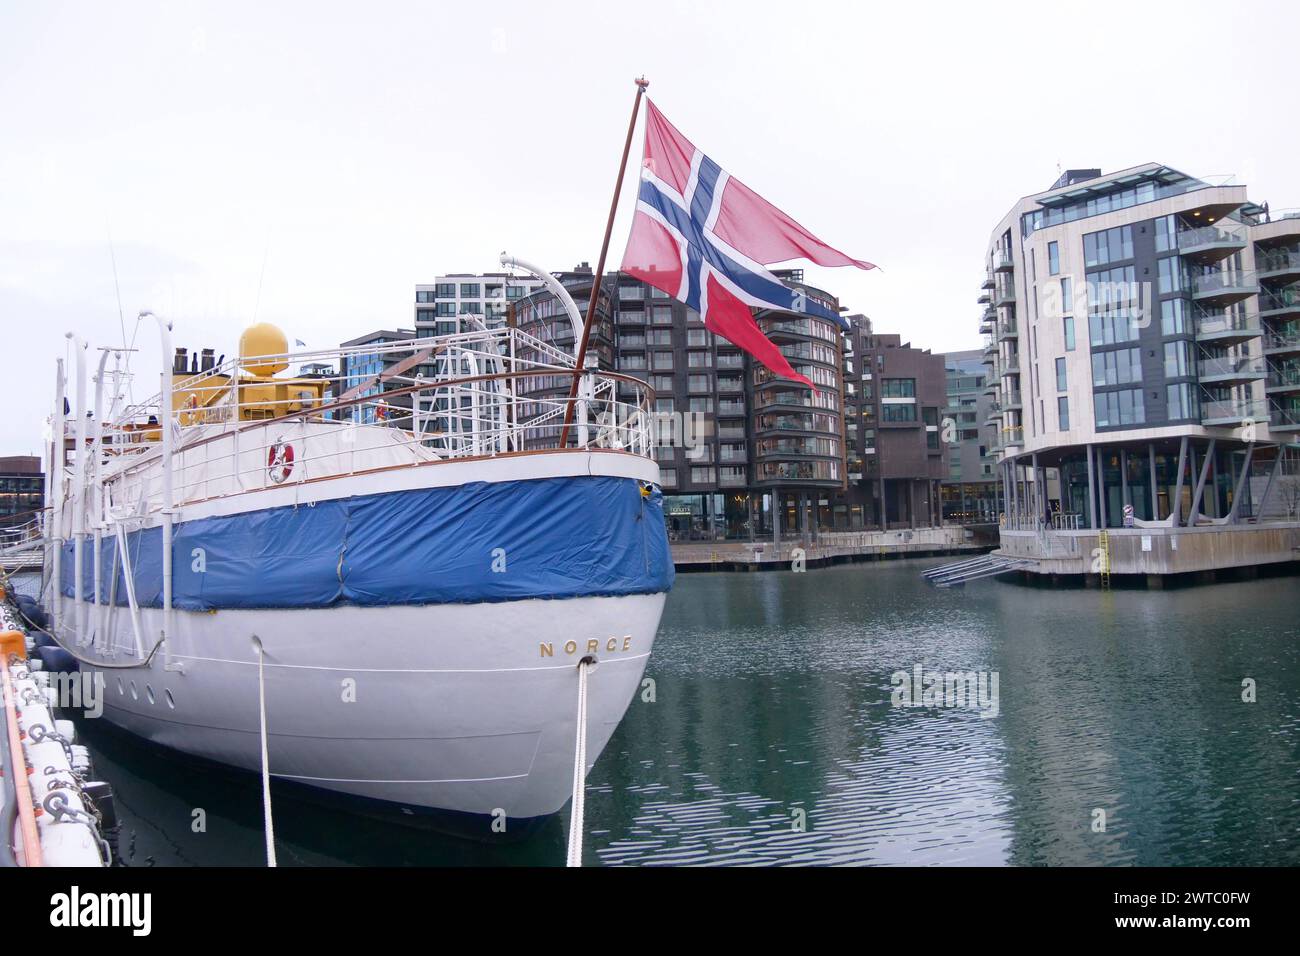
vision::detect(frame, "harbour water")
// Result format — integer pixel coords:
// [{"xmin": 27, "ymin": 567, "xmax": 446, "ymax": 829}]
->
[{"xmin": 34, "ymin": 562, "xmax": 1300, "ymax": 866}]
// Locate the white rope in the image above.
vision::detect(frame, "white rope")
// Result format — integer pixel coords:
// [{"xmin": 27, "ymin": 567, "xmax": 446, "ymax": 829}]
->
[
  {"xmin": 565, "ymin": 658, "xmax": 592, "ymax": 868},
  {"xmin": 252, "ymin": 636, "xmax": 277, "ymax": 867}
]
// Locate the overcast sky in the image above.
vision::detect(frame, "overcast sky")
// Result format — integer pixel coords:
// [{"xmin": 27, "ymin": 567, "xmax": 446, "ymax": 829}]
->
[{"xmin": 2, "ymin": 0, "xmax": 1295, "ymax": 455}]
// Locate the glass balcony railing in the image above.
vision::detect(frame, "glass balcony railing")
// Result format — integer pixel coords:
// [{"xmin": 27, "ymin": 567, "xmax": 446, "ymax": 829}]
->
[
  {"xmin": 1256, "ymin": 246, "xmax": 1300, "ymax": 277},
  {"xmin": 1003, "ymin": 425, "xmax": 1024, "ymax": 445},
  {"xmin": 1005, "ymin": 390, "xmax": 1023, "ymax": 407},
  {"xmin": 1201, "ymin": 398, "xmax": 1269, "ymax": 424},
  {"xmin": 1259, "ymin": 287, "xmax": 1300, "ymax": 314},
  {"xmin": 994, "ymin": 251, "xmax": 1014, "ymax": 272},
  {"xmin": 1264, "ymin": 330, "xmax": 1300, "ymax": 353},
  {"xmin": 1266, "ymin": 363, "xmax": 1300, "ymax": 390},
  {"xmin": 1191, "ymin": 270, "xmax": 1258, "ymax": 298},
  {"xmin": 1194, "ymin": 309, "xmax": 1260, "ymax": 339},
  {"xmin": 1177, "ymin": 223, "xmax": 1246, "ymax": 254},
  {"xmin": 1198, "ymin": 355, "xmax": 1266, "ymax": 380},
  {"xmin": 1270, "ymin": 400, "xmax": 1300, "ymax": 430}
]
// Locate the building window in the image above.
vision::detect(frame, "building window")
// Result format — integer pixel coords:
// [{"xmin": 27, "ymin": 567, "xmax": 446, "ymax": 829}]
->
[
  {"xmin": 1091, "ymin": 347, "xmax": 1142, "ymax": 386},
  {"xmin": 1060, "ymin": 276, "xmax": 1073, "ymax": 314},
  {"xmin": 1063, "ymin": 315, "xmax": 1075, "ymax": 351},
  {"xmin": 1154, "ymin": 215, "xmax": 1177, "ymax": 253},
  {"xmin": 416, "ymin": 290, "xmax": 437, "ymax": 303},
  {"xmin": 459, "ymin": 283, "xmax": 480, "ymax": 297},
  {"xmin": 1093, "ymin": 387, "xmax": 1145, "ymax": 428},
  {"xmin": 1167, "ymin": 382, "xmax": 1198, "ymax": 420},
  {"xmin": 659, "ymin": 468, "xmax": 676, "ymax": 488},
  {"xmin": 1160, "ymin": 298, "xmax": 1187, "ymax": 336},
  {"xmin": 1057, "ymin": 396, "xmax": 1070, "ymax": 430},
  {"xmin": 619, "ymin": 285, "xmax": 644, "ymax": 301},
  {"xmin": 1083, "ymin": 225, "xmax": 1133, "ymax": 267},
  {"xmin": 653, "ymin": 351, "xmax": 674, "ymax": 370},
  {"xmin": 1158, "ymin": 257, "xmax": 1183, "ymax": 294},
  {"xmin": 1055, "ymin": 357, "xmax": 1067, "ymax": 392},
  {"xmin": 435, "ymin": 283, "xmax": 456, "ymax": 297},
  {"xmin": 881, "ymin": 404, "xmax": 917, "ymax": 422},
  {"xmin": 652, "ymin": 305, "xmax": 674, "ymax": 324},
  {"xmin": 1048, "ymin": 241, "xmax": 1060, "ymax": 276},
  {"xmin": 691, "ymin": 467, "xmax": 715, "ymax": 484},
  {"xmin": 881, "ymin": 378, "xmax": 915, "ymax": 398},
  {"xmin": 1164, "ymin": 340, "xmax": 1193, "ymax": 378},
  {"xmin": 1087, "ymin": 265, "xmax": 1139, "ymax": 345}
]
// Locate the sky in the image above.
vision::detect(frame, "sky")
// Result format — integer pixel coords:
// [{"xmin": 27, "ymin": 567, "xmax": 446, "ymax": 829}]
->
[{"xmin": 1, "ymin": 0, "xmax": 1296, "ymax": 455}]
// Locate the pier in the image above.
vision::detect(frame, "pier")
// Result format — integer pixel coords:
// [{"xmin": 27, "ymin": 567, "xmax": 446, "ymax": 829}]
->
[
  {"xmin": 672, "ymin": 525, "xmax": 991, "ymax": 571},
  {"xmin": 995, "ymin": 520, "xmax": 1300, "ymax": 587}
]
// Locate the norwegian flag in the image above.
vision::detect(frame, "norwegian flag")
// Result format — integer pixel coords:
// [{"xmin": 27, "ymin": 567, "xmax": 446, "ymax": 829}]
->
[{"xmin": 621, "ymin": 99, "xmax": 875, "ymax": 388}]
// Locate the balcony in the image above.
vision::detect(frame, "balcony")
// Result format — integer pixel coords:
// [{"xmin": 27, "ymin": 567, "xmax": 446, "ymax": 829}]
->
[
  {"xmin": 1003, "ymin": 425, "xmax": 1024, "ymax": 448},
  {"xmin": 1190, "ymin": 270, "xmax": 1258, "ymax": 305},
  {"xmin": 1201, "ymin": 397, "xmax": 1269, "ymax": 426},
  {"xmin": 1259, "ymin": 287, "xmax": 1300, "ymax": 318},
  {"xmin": 994, "ymin": 287, "xmax": 1016, "ymax": 308},
  {"xmin": 977, "ymin": 290, "xmax": 991, "ymax": 305},
  {"xmin": 1269, "ymin": 400, "xmax": 1300, "ymax": 432},
  {"xmin": 993, "ymin": 251, "xmax": 1014, "ymax": 273},
  {"xmin": 1263, "ymin": 329, "xmax": 1300, "ymax": 356},
  {"xmin": 1198, "ymin": 354, "xmax": 1266, "ymax": 385},
  {"xmin": 1256, "ymin": 246, "xmax": 1300, "ymax": 283},
  {"xmin": 1002, "ymin": 354, "xmax": 1021, "ymax": 373},
  {"xmin": 1004, "ymin": 390, "xmax": 1023, "ymax": 409},
  {"xmin": 998, "ymin": 319, "xmax": 1019, "ymax": 341},
  {"xmin": 1177, "ymin": 223, "xmax": 1247, "ymax": 263},
  {"xmin": 981, "ymin": 273, "xmax": 996, "ymax": 290},
  {"xmin": 1266, "ymin": 362, "xmax": 1300, "ymax": 394},
  {"xmin": 1193, "ymin": 308, "xmax": 1261, "ymax": 345}
]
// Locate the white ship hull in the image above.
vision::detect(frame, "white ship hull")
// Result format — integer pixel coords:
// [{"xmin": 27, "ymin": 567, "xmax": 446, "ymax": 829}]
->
[{"xmin": 80, "ymin": 592, "xmax": 663, "ymax": 824}]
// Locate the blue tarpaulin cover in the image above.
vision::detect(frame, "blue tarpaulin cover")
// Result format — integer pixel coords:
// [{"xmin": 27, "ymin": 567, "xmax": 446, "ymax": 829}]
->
[{"xmin": 62, "ymin": 476, "xmax": 673, "ymax": 609}]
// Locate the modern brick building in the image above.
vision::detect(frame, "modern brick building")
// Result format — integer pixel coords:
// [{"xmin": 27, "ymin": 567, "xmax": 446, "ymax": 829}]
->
[
  {"xmin": 0, "ymin": 456, "xmax": 43, "ymax": 531},
  {"xmin": 940, "ymin": 349, "xmax": 1004, "ymax": 521}
]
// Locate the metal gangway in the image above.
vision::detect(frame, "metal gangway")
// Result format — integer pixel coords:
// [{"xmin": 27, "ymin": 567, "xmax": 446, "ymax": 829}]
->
[{"xmin": 921, "ymin": 553, "xmax": 1035, "ymax": 588}]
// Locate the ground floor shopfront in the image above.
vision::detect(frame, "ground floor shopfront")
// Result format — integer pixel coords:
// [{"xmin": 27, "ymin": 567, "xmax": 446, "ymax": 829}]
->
[
  {"xmin": 1000, "ymin": 435, "xmax": 1299, "ymax": 529},
  {"xmin": 663, "ymin": 478, "xmax": 944, "ymax": 541}
]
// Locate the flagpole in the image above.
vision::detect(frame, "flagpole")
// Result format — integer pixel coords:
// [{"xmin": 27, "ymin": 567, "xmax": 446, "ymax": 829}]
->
[{"xmin": 560, "ymin": 76, "xmax": 649, "ymax": 447}]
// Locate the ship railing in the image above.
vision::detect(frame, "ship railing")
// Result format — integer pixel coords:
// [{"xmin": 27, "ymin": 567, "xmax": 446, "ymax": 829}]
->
[
  {"xmin": 0, "ymin": 515, "xmax": 45, "ymax": 555},
  {"xmin": 99, "ymin": 365, "xmax": 656, "ymax": 513}
]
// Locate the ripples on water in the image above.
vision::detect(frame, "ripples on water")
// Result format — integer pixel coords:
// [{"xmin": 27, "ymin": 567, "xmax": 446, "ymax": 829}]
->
[
  {"xmin": 586, "ymin": 562, "xmax": 1300, "ymax": 867},
  {"xmin": 28, "ymin": 564, "xmax": 1300, "ymax": 866}
]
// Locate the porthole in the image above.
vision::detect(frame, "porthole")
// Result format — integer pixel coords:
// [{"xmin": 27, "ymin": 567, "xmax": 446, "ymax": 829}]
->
[
  {"xmin": 117, "ymin": 677, "xmax": 124, "ymax": 696},
  {"xmin": 146, "ymin": 685, "xmax": 155, "ymax": 705},
  {"xmin": 129, "ymin": 681, "xmax": 138, "ymax": 701},
  {"xmin": 165, "ymin": 689, "xmax": 176, "ymax": 709}
]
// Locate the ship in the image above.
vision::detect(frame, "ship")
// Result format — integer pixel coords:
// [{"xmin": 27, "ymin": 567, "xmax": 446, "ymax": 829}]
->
[{"xmin": 34, "ymin": 261, "xmax": 673, "ymax": 834}]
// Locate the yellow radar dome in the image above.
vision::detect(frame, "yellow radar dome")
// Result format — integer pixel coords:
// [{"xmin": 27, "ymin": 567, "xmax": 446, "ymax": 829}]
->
[{"xmin": 239, "ymin": 322, "xmax": 289, "ymax": 377}]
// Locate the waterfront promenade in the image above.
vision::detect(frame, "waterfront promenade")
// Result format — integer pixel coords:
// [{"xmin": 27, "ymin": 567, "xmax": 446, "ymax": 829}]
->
[{"xmin": 671, "ymin": 526, "xmax": 989, "ymax": 571}]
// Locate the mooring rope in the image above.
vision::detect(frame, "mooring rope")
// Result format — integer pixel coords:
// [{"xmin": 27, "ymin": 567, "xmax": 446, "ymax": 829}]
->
[
  {"xmin": 251, "ymin": 636, "xmax": 277, "ymax": 867},
  {"xmin": 565, "ymin": 657, "xmax": 593, "ymax": 868}
]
